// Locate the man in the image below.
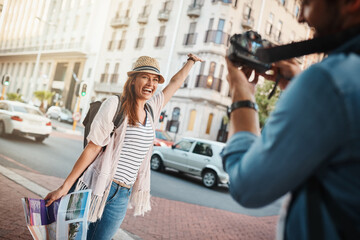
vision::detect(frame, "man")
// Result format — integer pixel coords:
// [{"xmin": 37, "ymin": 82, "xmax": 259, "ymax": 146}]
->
[{"xmin": 222, "ymin": 0, "xmax": 360, "ymax": 239}]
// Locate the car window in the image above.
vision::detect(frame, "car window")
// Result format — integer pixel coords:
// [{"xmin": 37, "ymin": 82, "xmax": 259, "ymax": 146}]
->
[
  {"xmin": 61, "ymin": 109, "xmax": 72, "ymax": 115},
  {"xmin": 155, "ymin": 131, "xmax": 173, "ymax": 141},
  {"xmin": 0, "ymin": 103, "xmax": 8, "ymax": 110},
  {"xmin": 13, "ymin": 105, "xmax": 43, "ymax": 116},
  {"xmin": 174, "ymin": 140, "xmax": 194, "ymax": 152},
  {"xmin": 193, "ymin": 142, "xmax": 213, "ymax": 157}
]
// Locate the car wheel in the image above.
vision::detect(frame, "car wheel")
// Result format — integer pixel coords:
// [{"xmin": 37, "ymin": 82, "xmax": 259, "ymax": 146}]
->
[
  {"xmin": 35, "ymin": 137, "xmax": 46, "ymax": 143},
  {"xmin": 0, "ymin": 121, "xmax": 5, "ymax": 137},
  {"xmin": 151, "ymin": 155, "xmax": 163, "ymax": 171},
  {"xmin": 202, "ymin": 170, "xmax": 218, "ymax": 188}
]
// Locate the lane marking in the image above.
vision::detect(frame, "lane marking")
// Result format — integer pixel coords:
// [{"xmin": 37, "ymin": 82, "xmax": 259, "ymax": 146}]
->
[{"xmin": 0, "ymin": 153, "xmax": 40, "ymax": 174}]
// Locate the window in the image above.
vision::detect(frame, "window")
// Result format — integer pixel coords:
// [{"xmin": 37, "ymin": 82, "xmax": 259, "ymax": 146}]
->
[
  {"xmin": 111, "ymin": 63, "xmax": 119, "ymax": 84},
  {"xmin": 108, "ymin": 31, "xmax": 116, "ymax": 51},
  {"xmin": 171, "ymin": 107, "xmax": 180, "ymax": 121},
  {"xmin": 207, "ymin": 62, "xmax": 216, "ymax": 88},
  {"xmin": 118, "ymin": 31, "xmax": 127, "ymax": 50},
  {"xmin": 280, "ymin": 0, "xmax": 286, "ymax": 6},
  {"xmin": 0, "ymin": 103, "xmax": 8, "ymax": 110},
  {"xmin": 100, "ymin": 63, "xmax": 109, "ymax": 83},
  {"xmin": 294, "ymin": 4, "xmax": 300, "ymax": 18},
  {"xmin": 184, "ymin": 22, "xmax": 197, "ymax": 45},
  {"xmin": 215, "ymin": 19, "xmax": 225, "ymax": 44},
  {"xmin": 174, "ymin": 139, "xmax": 194, "ymax": 152},
  {"xmin": 154, "ymin": 26, "xmax": 166, "ymax": 47},
  {"xmin": 135, "ymin": 28, "xmax": 145, "ymax": 49},
  {"xmin": 205, "ymin": 113, "xmax": 213, "ymax": 134},
  {"xmin": 275, "ymin": 20, "xmax": 283, "ymax": 41},
  {"xmin": 265, "ymin": 13, "xmax": 274, "ymax": 35},
  {"xmin": 187, "ymin": 110, "xmax": 196, "ymax": 131},
  {"xmin": 243, "ymin": 4, "xmax": 252, "ymax": 19},
  {"xmin": 193, "ymin": 142, "xmax": 213, "ymax": 156}
]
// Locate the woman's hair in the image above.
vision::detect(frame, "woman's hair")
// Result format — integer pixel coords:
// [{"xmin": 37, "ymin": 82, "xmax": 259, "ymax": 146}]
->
[{"xmin": 120, "ymin": 73, "xmax": 139, "ymax": 126}]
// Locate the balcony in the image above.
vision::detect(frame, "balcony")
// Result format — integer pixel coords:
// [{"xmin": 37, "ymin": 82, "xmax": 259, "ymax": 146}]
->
[
  {"xmin": 183, "ymin": 33, "xmax": 197, "ymax": 45},
  {"xmin": 111, "ymin": 16, "xmax": 130, "ymax": 28},
  {"xmin": 204, "ymin": 30, "xmax": 230, "ymax": 46},
  {"xmin": 158, "ymin": 10, "xmax": 170, "ymax": 21},
  {"xmin": 195, "ymin": 75, "xmax": 222, "ymax": 92},
  {"xmin": 154, "ymin": 36, "xmax": 166, "ymax": 47},
  {"xmin": 137, "ymin": 13, "xmax": 149, "ymax": 24},
  {"xmin": 241, "ymin": 16, "xmax": 254, "ymax": 30},
  {"xmin": 94, "ymin": 82, "xmax": 123, "ymax": 94},
  {"xmin": 100, "ymin": 73, "xmax": 109, "ymax": 83},
  {"xmin": 187, "ymin": 4, "xmax": 202, "ymax": 18}
]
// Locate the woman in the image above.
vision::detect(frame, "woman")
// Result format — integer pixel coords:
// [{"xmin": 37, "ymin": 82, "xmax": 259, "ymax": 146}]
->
[{"xmin": 44, "ymin": 53, "xmax": 202, "ymax": 239}]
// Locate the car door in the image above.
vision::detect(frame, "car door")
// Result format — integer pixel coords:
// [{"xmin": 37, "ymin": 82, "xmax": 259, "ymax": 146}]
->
[
  {"xmin": 162, "ymin": 139, "xmax": 194, "ymax": 172},
  {"xmin": 186, "ymin": 141, "xmax": 213, "ymax": 176}
]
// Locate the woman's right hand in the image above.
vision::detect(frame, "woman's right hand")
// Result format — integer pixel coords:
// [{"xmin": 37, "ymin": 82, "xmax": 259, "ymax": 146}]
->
[{"xmin": 44, "ymin": 186, "xmax": 69, "ymax": 207}]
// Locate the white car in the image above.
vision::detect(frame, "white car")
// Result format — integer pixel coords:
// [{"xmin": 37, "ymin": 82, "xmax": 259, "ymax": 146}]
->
[
  {"xmin": 151, "ymin": 137, "xmax": 229, "ymax": 188},
  {"xmin": 0, "ymin": 100, "xmax": 52, "ymax": 142}
]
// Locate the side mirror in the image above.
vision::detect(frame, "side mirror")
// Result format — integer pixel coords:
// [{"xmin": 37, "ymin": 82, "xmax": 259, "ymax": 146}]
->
[{"xmin": 171, "ymin": 145, "xmax": 176, "ymax": 149}]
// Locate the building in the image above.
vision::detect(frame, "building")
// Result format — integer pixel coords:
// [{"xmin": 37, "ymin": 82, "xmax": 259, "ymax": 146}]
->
[
  {"xmin": 0, "ymin": 0, "xmax": 312, "ymax": 142},
  {"xmin": 94, "ymin": 0, "xmax": 311, "ymax": 142}
]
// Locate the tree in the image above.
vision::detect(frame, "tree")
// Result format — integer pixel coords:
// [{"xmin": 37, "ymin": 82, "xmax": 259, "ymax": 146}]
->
[
  {"xmin": 33, "ymin": 90, "xmax": 55, "ymax": 112},
  {"xmin": 255, "ymin": 80, "xmax": 281, "ymax": 128},
  {"xmin": 6, "ymin": 92, "xmax": 23, "ymax": 102}
]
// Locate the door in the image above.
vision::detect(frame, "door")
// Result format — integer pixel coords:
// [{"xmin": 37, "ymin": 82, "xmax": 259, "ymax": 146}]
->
[{"xmin": 163, "ymin": 139, "xmax": 194, "ymax": 172}]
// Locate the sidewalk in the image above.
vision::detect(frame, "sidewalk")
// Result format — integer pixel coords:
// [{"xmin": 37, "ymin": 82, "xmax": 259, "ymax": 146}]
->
[{"xmin": 0, "ymin": 165, "xmax": 278, "ymax": 240}]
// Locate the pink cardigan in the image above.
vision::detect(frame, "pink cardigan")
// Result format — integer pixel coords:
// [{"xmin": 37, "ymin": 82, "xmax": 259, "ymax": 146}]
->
[{"xmin": 76, "ymin": 92, "xmax": 164, "ymax": 222}]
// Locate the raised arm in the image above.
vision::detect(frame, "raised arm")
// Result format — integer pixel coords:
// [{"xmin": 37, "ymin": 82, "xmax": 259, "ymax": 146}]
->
[
  {"xmin": 162, "ymin": 53, "xmax": 202, "ymax": 106},
  {"xmin": 44, "ymin": 141, "xmax": 102, "ymax": 206}
]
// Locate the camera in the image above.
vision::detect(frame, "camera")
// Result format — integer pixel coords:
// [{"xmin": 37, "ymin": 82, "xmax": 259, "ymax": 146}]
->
[{"xmin": 227, "ymin": 31, "xmax": 273, "ymax": 73}]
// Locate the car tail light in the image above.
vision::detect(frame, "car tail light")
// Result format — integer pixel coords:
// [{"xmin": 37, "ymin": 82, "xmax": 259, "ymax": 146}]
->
[
  {"xmin": 46, "ymin": 122, "xmax": 52, "ymax": 126},
  {"xmin": 10, "ymin": 116, "xmax": 23, "ymax": 122}
]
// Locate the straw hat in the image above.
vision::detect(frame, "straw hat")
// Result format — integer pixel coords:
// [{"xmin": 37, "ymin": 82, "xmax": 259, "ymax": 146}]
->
[{"xmin": 127, "ymin": 56, "xmax": 165, "ymax": 84}]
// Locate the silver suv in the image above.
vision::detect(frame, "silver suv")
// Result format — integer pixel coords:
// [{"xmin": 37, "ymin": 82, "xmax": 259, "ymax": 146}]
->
[{"xmin": 151, "ymin": 137, "xmax": 229, "ymax": 188}]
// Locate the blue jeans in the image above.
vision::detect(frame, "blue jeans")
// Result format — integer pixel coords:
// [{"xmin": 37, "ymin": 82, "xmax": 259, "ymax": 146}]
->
[{"xmin": 87, "ymin": 181, "xmax": 132, "ymax": 240}]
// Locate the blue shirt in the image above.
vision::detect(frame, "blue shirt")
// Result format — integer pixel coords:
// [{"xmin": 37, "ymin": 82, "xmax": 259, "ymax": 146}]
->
[{"xmin": 221, "ymin": 34, "xmax": 360, "ymax": 239}]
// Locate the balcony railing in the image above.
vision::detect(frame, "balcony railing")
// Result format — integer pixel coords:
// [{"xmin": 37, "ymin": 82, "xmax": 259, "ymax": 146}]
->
[
  {"xmin": 187, "ymin": 4, "xmax": 202, "ymax": 18},
  {"xmin": 195, "ymin": 75, "xmax": 222, "ymax": 92},
  {"xmin": 100, "ymin": 73, "xmax": 109, "ymax": 83},
  {"xmin": 137, "ymin": 13, "xmax": 149, "ymax": 24},
  {"xmin": 110, "ymin": 74, "xmax": 119, "ymax": 84},
  {"xmin": 158, "ymin": 10, "xmax": 170, "ymax": 21},
  {"xmin": 118, "ymin": 39, "xmax": 126, "ymax": 50},
  {"xmin": 154, "ymin": 36, "xmax": 166, "ymax": 47},
  {"xmin": 204, "ymin": 30, "xmax": 230, "ymax": 46},
  {"xmin": 241, "ymin": 17, "xmax": 254, "ymax": 30},
  {"xmin": 111, "ymin": 17, "xmax": 130, "ymax": 28},
  {"xmin": 183, "ymin": 33, "xmax": 197, "ymax": 45},
  {"xmin": 135, "ymin": 38, "xmax": 144, "ymax": 49}
]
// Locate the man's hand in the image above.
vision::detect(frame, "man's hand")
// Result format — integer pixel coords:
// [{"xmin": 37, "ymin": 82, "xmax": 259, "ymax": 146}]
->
[{"xmin": 260, "ymin": 59, "xmax": 302, "ymax": 90}]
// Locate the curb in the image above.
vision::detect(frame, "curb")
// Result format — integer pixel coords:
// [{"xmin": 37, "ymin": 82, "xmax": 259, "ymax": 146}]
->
[{"xmin": 0, "ymin": 165, "xmax": 137, "ymax": 240}]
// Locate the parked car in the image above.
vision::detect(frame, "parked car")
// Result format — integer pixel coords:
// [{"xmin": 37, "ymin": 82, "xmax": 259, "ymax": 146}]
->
[
  {"xmin": 154, "ymin": 129, "xmax": 174, "ymax": 147},
  {"xmin": 151, "ymin": 137, "xmax": 229, "ymax": 188},
  {"xmin": 0, "ymin": 100, "xmax": 52, "ymax": 142},
  {"xmin": 46, "ymin": 106, "xmax": 73, "ymax": 124}
]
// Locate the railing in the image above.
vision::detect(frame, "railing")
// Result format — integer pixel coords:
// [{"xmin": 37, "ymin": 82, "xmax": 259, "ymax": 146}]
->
[
  {"xmin": 154, "ymin": 36, "xmax": 166, "ymax": 47},
  {"xmin": 204, "ymin": 30, "xmax": 230, "ymax": 46},
  {"xmin": 137, "ymin": 13, "xmax": 149, "ymax": 24},
  {"xmin": 187, "ymin": 4, "xmax": 202, "ymax": 17},
  {"xmin": 195, "ymin": 75, "xmax": 222, "ymax": 92},
  {"xmin": 183, "ymin": 33, "xmax": 197, "ymax": 45},
  {"xmin": 158, "ymin": 10, "xmax": 170, "ymax": 21},
  {"xmin": 100, "ymin": 73, "xmax": 109, "ymax": 83},
  {"xmin": 241, "ymin": 17, "xmax": 254, "ymax": 30},
  {"xmin": 111, "ymin": 17, "xmax": 130, "ymax": 28}
]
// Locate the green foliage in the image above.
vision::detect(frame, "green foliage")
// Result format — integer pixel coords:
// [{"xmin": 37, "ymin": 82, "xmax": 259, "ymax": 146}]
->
[
  {"xmin": 255, "ymin": 81, "xmax": 281, "ymax": 128},
  {"xmin": 6, "ymin": 92, "xmax": 23, "ymax": 102},
  {"xmin": 33, "ymin": 90, "xmax": 55, "ymax": 104}
]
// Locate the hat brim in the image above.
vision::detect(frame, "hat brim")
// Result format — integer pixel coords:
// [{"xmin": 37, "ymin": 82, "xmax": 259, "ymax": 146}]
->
[{"xmin": 127, "ymin": 70, "xmax": 165, "ymax": 84}]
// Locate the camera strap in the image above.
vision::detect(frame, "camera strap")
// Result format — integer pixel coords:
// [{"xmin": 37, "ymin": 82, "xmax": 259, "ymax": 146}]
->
[{"xmin": 255, "ymin": 25, "xmax": 360, "ymax": 63}]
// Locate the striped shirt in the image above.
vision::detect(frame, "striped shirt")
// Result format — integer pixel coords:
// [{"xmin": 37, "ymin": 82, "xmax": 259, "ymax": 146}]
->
[{"xmin": 114, "ymin": 112, "xmax": 154, "ymax": 185}]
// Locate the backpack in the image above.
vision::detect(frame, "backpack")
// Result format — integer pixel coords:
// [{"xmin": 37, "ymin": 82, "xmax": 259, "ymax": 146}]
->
[{"xmin": 82, "ymin": 95, "xmax": 154, "ymax": 149}]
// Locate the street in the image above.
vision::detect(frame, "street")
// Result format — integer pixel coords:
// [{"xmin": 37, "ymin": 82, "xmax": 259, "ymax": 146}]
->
[{"xmin": 0, "ymin": 120, "xmax": 283, "ymax": 217}]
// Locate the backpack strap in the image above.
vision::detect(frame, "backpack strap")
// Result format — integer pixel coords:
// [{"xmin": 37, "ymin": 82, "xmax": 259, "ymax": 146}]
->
[
  {"xmin": 112, "ymin": 95, "xmax": 124, "ymax": 130},
  {"xmin": 144, "ymin": 102, "xmax": 154, "ymax": 122}
]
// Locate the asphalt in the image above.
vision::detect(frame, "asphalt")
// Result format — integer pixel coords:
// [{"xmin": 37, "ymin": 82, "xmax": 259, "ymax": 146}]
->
[{"xmin": 0, "ymin": 126, "xmax": 279, "ymax": 239}]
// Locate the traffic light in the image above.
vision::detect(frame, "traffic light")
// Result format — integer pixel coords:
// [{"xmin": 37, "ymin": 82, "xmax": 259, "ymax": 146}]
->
[
  {"xmin": 159, "ymin": 111, "xmax": 166, "ymax": 122},
  {"xmin": 79, "ymin": 82, "xmax": 87, "ymax": 97},
  {"xmin": 1, "ymin": 75, "xmax": 10, "ymax": 86}
]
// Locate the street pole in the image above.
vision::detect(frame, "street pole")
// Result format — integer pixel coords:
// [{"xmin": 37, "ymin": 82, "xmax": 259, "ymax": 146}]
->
[
  {"xmin": 72, "ymin": 96, "xmax": 82, "ymax": 131},
  {"xmin": 1, "ymin": 86, "xmax": 5, "ymax": 100}
]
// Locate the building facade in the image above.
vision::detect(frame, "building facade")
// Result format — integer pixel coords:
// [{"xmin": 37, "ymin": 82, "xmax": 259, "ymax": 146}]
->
[{"xmin": 0, "ymin": 0, "xmax": 314, "ymax": 142}]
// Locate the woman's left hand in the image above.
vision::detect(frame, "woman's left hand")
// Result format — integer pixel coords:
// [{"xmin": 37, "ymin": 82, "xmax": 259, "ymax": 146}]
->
[{"xmin": 188, "ymin": 53, "xmax": 203, "ymax": 62}]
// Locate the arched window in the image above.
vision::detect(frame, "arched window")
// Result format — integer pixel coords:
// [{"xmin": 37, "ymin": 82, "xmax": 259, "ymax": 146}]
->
[
  {"xmin": 206, "ymin": 113, "xmax": 213, "ymax": 134},
  {"xmin": 187, "ymin": 110, "xmax": 196, "ymax": 131}
]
